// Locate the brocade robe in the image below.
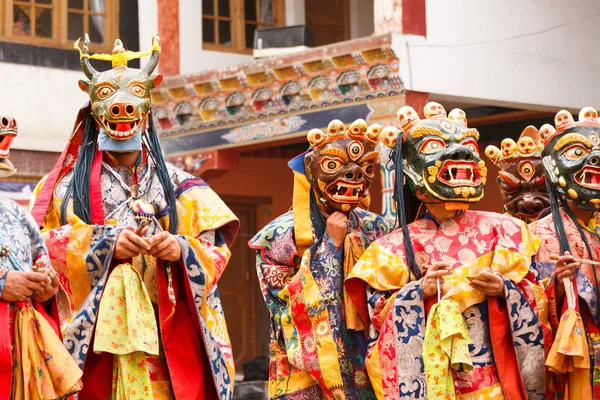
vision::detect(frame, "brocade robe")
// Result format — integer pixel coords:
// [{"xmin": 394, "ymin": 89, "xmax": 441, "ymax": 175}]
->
[
  {"xmin": 32, "ymin": 157, "xmax": 239, "ymax": 400},
  {"xmin": 249, "ymin": 208, "xmax": 390, "ymax": 399},
  {"xmin": 530, "ymin": 210, "xmax": 600, "ymax": 398},
  {"xmin": 347, "ymin": 210, "xmax": 547, "ymax": 400},
  {"xmin": 0, "ymin": 196, "xmax": 82, "ymax": 399}
]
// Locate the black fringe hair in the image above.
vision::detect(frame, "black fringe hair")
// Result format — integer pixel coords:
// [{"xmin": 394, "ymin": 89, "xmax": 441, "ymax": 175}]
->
[
  {"xmin": 390, "ymin": 137, "xmax": 422, "ymax": 280},
  {"xmin": 309, "ymin": 189, "xmax": 327, "ymax": 240},
  {"xmin": 545, "ymin": 168, "xmax": 600, "ymax": 318}
]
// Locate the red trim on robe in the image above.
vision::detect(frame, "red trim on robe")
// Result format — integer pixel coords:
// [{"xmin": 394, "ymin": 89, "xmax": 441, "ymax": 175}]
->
[
  {"xmin": 90, "ymin": 151, "xmax": 106, "ymax": 225},
  {"xmin": 488, "ymin": 296, "xmax": 527, "ymax": 400},
  {"xmin": 0, "ymin": 302, "xmax": 12, "ymax": 399},
  {"xmin": 345, "ymin": 279, "xmax": 370, "ymax": 331},
  {"xmin": 158, "ymin": 259, "xmax": 217, "ymax": 400}
]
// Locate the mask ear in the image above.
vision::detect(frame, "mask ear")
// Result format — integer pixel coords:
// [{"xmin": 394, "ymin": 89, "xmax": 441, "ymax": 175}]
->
[
  {"xmin": 304, "ymin": 154, "xmax": 313, "ymax": 180},
  {"xmin": 542, "ymin": 155, "xmax": 558, "ymax": 183},
  {"xmin": 78, "ymin": 80, "xmax": 89, "ymax": 92},
  {"xmin": 402, "ymin": 160, "xmax": 424, "ymax": 187},
  {"xmin": 151, "ymin": 74, "xmax": 163, "ymax": 88}
]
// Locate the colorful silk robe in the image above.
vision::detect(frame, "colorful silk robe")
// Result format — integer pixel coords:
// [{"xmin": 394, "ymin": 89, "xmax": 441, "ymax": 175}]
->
[
  {"xmin": 32, "ymin": 157, "xmax": 239, "ymax": 400},
  {"xmin": 530, "ymin": 210, "xmax": 600, "ymax": 398},
  {"xmin": 0, "ymin": 196, "xmax": 82, "ymax": 399},
  {"xmin": 249, "ymin": 208, "xmax": 390, "ymax": 399},
  {"xmin": 347, "ymin": 210, "xmax": 547, "ymax": 400}
]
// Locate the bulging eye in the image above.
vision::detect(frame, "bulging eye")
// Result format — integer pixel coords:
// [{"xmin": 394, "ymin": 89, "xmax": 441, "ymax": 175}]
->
[
  {"xmin": 419, "ymin": 138, "xmax": 446, "ymax": 154},
  {"xmin": 97, "ymin": 86, "xmax": 115, "ymax": 99},
  {"xmin": 129, "ymin": 84, "xmax": 146, "ymax": 97},
  {"xmin": 320, "ymin": 157, "xmax": 344, "ymax": 173},
  {"xmin": 563, "ymin": 144, "xmax": 589, "ymax": 160},
  {"xmin": 462, "ymin": 139, "xmax": 479, "ymax": 154},
  {"xmin": 348, "ymin": 141, "xmax": 364, "ymax": 161},
  {"xmin": 362, "ymin": 162, "xmax": 376, "ymax": 178}
]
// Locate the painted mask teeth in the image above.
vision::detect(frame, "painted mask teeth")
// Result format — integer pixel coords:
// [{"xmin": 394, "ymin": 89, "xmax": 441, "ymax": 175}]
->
[
  {"xmin": 438, "ymin": 161, "xmax": 481, "ymax": 187},
  {"xmin": 575, "ymin": 166, "xmax": 600, "ymax": 189},
  {"xmin": 100, "ymin": 114, "xmax": 144, "ymax": 140},
  {"xmin": 0, "ymin": 133, "xmax": 17, "ymax": 157},
  {"xmin": 326, "ymin": 180, "xmax": 366, "ymax": 202}
]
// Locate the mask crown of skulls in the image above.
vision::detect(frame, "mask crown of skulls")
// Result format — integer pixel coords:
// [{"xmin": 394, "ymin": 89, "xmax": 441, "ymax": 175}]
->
[
  {"xmin": 74, "ymin": 33, "xmax": 162, "ymax": 148},
  {"xmin": 485, "ymin": 126, "xmax": 549, "ymax": 222},
  {"xmin": 307, "ymin": 118, "xmax": 380, "ymax": 148},
  {"xmin": 380, "ymin": 101, "xmax": 487, "ymax": 204},
  {"xmin": 305, "ymin": 118, "xmax": 380, "ymax": 213},
  {"xmin": 542, "ymin": 106, "xmax": 600, "ymax": 210},
  {"xmin": 485, "ymin": 126, "xmax": 543, "ymax": 165},
  {"xmin": 0, "ymin": 115, "xmax": 18, "ymax": 178}
]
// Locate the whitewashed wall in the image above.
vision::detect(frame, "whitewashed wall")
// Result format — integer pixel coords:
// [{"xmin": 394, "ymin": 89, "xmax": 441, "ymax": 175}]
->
[
  {"xmin": 0, "ymin": 63, "xmax": 87, "ymax": 152},
  {"xmin": 395, "ymin": 0, "xmax": 600, "ymax": 110}
]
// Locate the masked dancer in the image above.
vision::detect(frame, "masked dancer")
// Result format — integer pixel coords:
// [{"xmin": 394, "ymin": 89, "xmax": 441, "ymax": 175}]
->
[
  {"xmin": 0, "ymin": 115, "xmax": 82, "ymax": 399},
  {"xmin": 347, "ymin": 102, "xmax": 547, "ymax": 400},
  {"xmin": 30, "ymin": 35, "xmax": 239, "ymax": 399},
  {"xmin": 530, "ymin": 107, "xmax": 600, "ymax": 398},
  {"xmin": 249, "ymin": 119, "xmax": 391, "ymax": 399}
]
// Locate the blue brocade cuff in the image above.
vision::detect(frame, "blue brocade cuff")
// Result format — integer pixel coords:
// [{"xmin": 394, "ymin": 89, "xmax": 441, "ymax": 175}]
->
[{"xmin": 0, "ymin": 269, "xmax": 8, "ymax": 298}]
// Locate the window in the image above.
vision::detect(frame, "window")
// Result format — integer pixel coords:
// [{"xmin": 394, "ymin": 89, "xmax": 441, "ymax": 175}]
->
[
  {"xmin": 202, "ymin": 0, "xmax": 285, "ymax": 54},
  {"xmin": 1, "ymin": 0, "xmax": 118, "ymax": 51}
]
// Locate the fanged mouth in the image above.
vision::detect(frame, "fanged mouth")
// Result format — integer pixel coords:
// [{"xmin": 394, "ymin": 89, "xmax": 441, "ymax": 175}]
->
[
  {"xmin": 575, "ymin": 166, "xmax": 600, "ymax": 189},
  {"xmin": 0, "ymin": 132, "xmax": 17, "ymax": 158},
  {"xmin": 437, "ymin": 160, "xmax": 482, "ymax": 187},
  {"xmin": 99, "ymin": 113, "xmax": 145, "ymax": 140},
  {"xmin": 326, "ymin": 179, "xmax": 366, "ymax": 202}
]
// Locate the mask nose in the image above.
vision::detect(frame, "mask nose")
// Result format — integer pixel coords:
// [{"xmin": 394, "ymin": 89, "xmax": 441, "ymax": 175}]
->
[
  {"xmin": 447, "ymin": 143, "xmax": 474, "ymax": 161},
  {"xmin": 344, "ymin": 166, "xmax": 364, "ymax": 180},
  {"xmin": 109, "ymin": 102, "xmax": 137, "ymax": 119}
]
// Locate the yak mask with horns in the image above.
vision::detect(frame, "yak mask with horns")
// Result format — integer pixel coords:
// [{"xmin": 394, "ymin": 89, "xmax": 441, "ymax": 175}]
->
[
  {"xmin": 30, "ymin": 34, "xmax": 179, "ymax": 229},
  {"xmin": 75, "ymin": 33, "xmax": 162, "ymax": 152}
]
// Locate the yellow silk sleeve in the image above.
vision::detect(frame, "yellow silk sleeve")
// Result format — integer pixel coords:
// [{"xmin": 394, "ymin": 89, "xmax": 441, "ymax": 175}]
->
[{"xmin": 348, "ymin": 242, "xmax": 410, "ymax": 293}]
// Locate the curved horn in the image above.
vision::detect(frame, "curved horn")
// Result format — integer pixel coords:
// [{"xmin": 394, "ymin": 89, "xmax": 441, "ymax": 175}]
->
[
  {"xmin": 80, "ymin": 34, "xmax": 99, "ymax": 79},
  {"xmin": 143, "ymin": 34, "xmax": 161, "ymax": 75}
]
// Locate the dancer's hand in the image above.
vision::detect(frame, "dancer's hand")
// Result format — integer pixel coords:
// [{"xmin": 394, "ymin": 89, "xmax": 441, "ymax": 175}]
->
[
  {"xmin": 32, "ymin": 268, "xmax": 60, "ymax": 303},
  {"xmin": 469, "ymin": 270, "xmax": 504, "ymax": 297},
  {"xmin": 555, "ymin": 251, "xmax": 580, "ymax": 302},
  {"xmin": 1, "ymin": 271, "xmax": 49, "ymax": 302},
  {"xmin": 555, "ymin": 251, "xmax": 579, "ymax": 281},
  {"xmin": 326, "ymin": 212, "xmax": 350, "ymax": 248},
  {"xmin": 114, "ymin": 227, "xmax": 151, "ymax": 259},
  {"xmin": 147, "ymin": 232, "xmax": 182, "ymax": 261},
  {"xmin": 422, "ymin": 263, "xmax": 452, "ymax": 300}
]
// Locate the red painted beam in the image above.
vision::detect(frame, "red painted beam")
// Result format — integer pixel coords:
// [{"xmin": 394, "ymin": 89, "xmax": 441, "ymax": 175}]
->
[
  {"xmin": 157, "ymin": 0, "xmax": 180, "ymax": 76},
  {"xmin": 402, "ymin": 0, "xmax": 426, "ymax": 37}
]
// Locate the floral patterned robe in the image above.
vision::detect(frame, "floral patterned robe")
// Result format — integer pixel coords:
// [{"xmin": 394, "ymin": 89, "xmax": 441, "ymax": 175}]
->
[
  {"xmin": 249, "ymin": 208, "xmax": 390, "ymax": 399},
  {"xmin": 347, "ymin": 210, "xmax": 547, "ymax": 400}
]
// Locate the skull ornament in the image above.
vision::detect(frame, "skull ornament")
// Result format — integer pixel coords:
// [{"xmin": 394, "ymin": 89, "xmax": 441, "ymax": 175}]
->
[
  {"xmin": 501, "ymin": 139, "xmax": 518, "ymax": 158},
  {"xmin": 543, "ymin": 107, "xmax": 600, "ymax": 210},
  {"xmin": 517, "ymin": 136, "xmax": 537, "ymax": 156},
  {"xmin": 485, "ymin": 126, "xmax": 549, "ymax": 222},
  {"xmin": 0, "ymin": 115, "xmax": 17, "ymax": 178},
  {"xmin": 382, "ymin": 102, "xmax": 486, "ymax": 205},
  {"xmin": 75, "ymin": 34, "xmax": 162, "ymax": 151},
  {"xmin": 305, "ymin": 119, "xmax": 379, "ymax": 213}
]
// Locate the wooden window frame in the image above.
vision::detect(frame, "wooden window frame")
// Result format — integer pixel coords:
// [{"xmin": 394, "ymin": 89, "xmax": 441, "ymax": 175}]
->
[
  {"xmin": 203, "ymin": 0, "xmax": 285, "ymax": 55},
  {"xmin": 0, "ymin": 0, "xmax": 119, "ymax": 52}
]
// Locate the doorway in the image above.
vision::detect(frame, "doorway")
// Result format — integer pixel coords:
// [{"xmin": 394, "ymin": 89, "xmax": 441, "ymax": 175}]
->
[{"xmin": 219, "ymin": 196, "xmax": 271, "ymax": 373}]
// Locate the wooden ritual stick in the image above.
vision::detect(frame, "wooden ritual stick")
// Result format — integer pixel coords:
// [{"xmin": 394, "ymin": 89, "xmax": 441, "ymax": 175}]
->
[{"xmin": 549, "ymin": 254, "xmax": 600, "ymax": 266}]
